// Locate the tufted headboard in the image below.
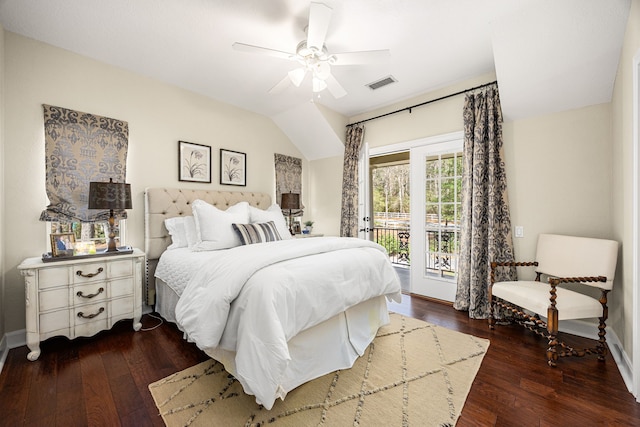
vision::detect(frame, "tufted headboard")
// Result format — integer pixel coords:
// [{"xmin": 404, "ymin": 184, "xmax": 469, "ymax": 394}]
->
[{"xmin": 144, "ymin": 187, "xmax": 272, "ymax": 305}]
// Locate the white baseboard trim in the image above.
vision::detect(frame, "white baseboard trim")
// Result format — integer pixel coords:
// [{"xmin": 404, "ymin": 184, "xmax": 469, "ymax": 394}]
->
[
  {"xmin": 0, "ymin": 334, "xmax": 7, "ymax": 376},
  {"xmin": 559, "ymin": 319, "xmax": 633, "ymax": 393},
  {"xmin": 0, "ymin": 328, "xmax": 27, "ymax": 376}
]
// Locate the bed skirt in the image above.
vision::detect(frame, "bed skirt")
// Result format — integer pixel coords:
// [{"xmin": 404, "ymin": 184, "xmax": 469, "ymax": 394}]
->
[{"xmin": 155, "ymin": 278, "xmax": 390, "ymax": 403}]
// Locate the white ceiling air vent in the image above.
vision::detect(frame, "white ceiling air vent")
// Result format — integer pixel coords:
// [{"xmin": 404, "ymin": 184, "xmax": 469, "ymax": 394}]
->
[{"xmin": 366, "ymin": 75, "xmax": 397, "ymax": 90}]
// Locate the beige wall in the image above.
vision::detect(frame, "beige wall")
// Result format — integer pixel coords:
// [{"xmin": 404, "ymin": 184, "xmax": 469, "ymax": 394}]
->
[
  {"xmin": 611, "ymin": 0, "xmax": 640, "ymax": 358},
  {"xmin": 307, "ymin": 103, "xmax": 348, "ymax": 236},
  {"xmin": 0, "ymin": 24, "xmax": 5, "ymax": 340},
  {"xmin": 2, "ymin": 32, "xmax": 304, "ymax": 332},
  {"xmin": 503, "ymin": 103, "xmax": 613, "ymax": 262},
  {"xmin": 308, "ymin": 156, "xmax": 344, "ymax": 236}
]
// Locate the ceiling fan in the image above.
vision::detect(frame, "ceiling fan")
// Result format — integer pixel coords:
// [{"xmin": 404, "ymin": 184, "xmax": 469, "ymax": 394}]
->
[{"xmin": 232, "ymin": 2, "xmax": 389, "ymax": 99}]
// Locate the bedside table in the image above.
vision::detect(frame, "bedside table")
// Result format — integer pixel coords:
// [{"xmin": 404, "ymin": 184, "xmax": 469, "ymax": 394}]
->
[
  {"xmin": 17, "ymin": 248, "xmax": 145, "ymax": 361},
  {"xmin": 293, "ymin": 233, "xmax": 324, "ymax": 238}
]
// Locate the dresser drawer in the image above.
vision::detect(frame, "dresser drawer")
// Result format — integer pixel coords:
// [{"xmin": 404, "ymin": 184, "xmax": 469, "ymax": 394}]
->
[
  {"xmin": 39, "ymin": 287, "xmax": 69, "ymax": 312},
  {"xmin": 110, "ymin": 277, "xmax": 134, "ymax": 298},
  {"xmin": 38, "ymin": 267, "xmax": 70, "ymax": 290},
  {"xmin": 111, "ymin": 296, "xmax": 134, "ymax": 320},
  {"xmin": 40, "ymin": 309, "xmax": 70, "ymax": 334},
  {"xmin": 73, "ymin": 262, "xmax": 108, "ymax": 284},
  {"xmin": 73, "ymin": 282, "xmax": 107, "ymax": 305},
  {"xmin": 74, "ymin": 302, "xmax": 108, "ymax": 326},
  {"xmin": 108, "ymin": 259, "xmax": 134, "ymax": 279}
]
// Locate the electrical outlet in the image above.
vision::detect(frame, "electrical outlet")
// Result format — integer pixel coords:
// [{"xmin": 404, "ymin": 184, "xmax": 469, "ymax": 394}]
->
[{"xmin": 515, "ymin": 226, "xmax": 524, "ymax": 238}]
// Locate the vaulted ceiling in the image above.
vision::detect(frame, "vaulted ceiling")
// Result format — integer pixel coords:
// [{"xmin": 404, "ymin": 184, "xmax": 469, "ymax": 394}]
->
[{"xmin": 0, "ymin": 0, "xmax": 630, "ymax": 159}]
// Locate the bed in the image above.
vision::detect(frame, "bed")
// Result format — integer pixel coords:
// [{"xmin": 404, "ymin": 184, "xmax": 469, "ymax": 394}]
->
[{"xmin": 144, "ymin": 187, "xmax": 402, "ymax": 409}]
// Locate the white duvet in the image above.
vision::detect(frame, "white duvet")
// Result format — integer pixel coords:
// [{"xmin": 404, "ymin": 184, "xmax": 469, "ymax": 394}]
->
[{"xmin": 173, "ymin": 237, "xmax": 401, "ymax": 409}]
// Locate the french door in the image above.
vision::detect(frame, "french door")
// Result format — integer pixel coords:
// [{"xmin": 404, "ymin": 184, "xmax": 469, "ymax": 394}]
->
[{"xmin": 410, "ymin": 137, "xmax": 463, "ymax": 301}]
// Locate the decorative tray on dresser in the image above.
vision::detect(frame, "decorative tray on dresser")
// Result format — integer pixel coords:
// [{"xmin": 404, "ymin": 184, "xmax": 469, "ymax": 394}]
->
[{"xmin": 17, "ymin": 248, "xmax": 145, "ymax": 361}]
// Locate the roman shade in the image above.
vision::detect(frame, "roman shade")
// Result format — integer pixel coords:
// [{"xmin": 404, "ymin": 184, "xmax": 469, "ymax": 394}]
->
[{"xmin": 40, "ymin": 105, "xmax": 129, "ymax": 223}]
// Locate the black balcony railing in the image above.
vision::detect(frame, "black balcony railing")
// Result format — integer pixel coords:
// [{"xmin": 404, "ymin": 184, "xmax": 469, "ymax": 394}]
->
[
  {"xmin": 372, "ymin": 226, "xmax": 459, "ymax": 277},
  {"xmin": 372, "ymin": 227, "xmax": 410, "ymax": 265}
]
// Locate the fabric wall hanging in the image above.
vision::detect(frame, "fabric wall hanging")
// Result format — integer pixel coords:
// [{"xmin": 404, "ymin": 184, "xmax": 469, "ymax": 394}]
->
[
  {"xmin": 40, "ymin": 105, "xmax": 129, "ymax": 223},
  {"xmin": 274, "ymin": 153, "xmax": 304, "ymax": 217}
]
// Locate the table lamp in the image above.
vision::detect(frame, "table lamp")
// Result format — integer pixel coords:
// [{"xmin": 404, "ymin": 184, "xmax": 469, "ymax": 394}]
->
[
  {"xmin": 280, "ymin": 192, "xmax": 300, "ymax": 235},
  {"xmin": 88, "ymin": 178, "xmax": 132, "ymax": 252}
]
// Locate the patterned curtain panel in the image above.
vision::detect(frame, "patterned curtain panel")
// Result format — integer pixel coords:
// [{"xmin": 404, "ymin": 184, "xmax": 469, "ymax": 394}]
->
[
  {"xmin": 454, "ymin": 86, "xmax": 516, "ymax": 318},
  {"xmin": 274, "ymin": 154, "xmax": 304, "ymax": 217},
  {"xmin": 340, "ymin": 124, "xmax": 365, "ymax": 237},
  {"xmin": 40, "ymin": 105, "xmax": 129, "ymax": 223}
]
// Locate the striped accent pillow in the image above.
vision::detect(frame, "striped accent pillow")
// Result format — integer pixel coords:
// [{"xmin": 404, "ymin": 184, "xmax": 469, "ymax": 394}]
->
[{"xmin": 232, "ymin": 221, "xmax": 282, "ymax": 245}]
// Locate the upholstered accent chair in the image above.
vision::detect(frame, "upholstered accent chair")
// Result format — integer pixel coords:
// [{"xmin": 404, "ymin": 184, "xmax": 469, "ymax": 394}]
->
[{"xmin": 489, "ymin": 234, "xmax": 619, "ymax": 367}]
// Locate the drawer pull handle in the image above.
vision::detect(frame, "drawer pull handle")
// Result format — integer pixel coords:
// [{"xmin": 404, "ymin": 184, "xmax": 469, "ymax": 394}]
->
[
  {"xmin": 76, "ymin": 267, "xmax": 104, "ymax": 278},
  {"xmin": 76, "ymin": 287, "xmax": 104, "ymax": 299},
  {"xmin": 77, "ymin": 307, "xmax": 105, "ymax": 319}
]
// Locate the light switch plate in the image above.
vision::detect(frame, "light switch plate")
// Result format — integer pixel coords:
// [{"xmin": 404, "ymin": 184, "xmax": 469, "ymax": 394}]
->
[{"xmin": 515, "ymin": 226, "xmax": 524, "ymax": 238}]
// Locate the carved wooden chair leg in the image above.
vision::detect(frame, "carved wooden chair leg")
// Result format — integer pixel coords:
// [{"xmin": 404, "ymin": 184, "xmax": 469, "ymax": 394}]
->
[
  {"xmin": 596, "ymin": 290, "xmax": 610, "ymax": 361},
  {"xmin": 597, "ymin": 317, "xmax": 608, "ymax": 361},
  {"xmin": 547, "ymin": 334, "xmax": 558, "ymax": 367},
  {"xmin": 547, "ymin": 280, "xmax": 559, "ymax": 367}
]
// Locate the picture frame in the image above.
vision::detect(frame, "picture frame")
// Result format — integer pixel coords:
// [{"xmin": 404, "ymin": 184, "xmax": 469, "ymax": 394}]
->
[
  {"xmin": 293, "ymin": 221, "xmax": 301, "ymax": 234},
  {"xmin": 220, "ymin": 148, "xmax": 246, "ymax": 186},
  {"xmin": 179, "ymin": 141, "xmax": 211, "ymax": 183},
  {"xmin": 50, "ymin": 233, "xmax": 76, "ymax": 257}
]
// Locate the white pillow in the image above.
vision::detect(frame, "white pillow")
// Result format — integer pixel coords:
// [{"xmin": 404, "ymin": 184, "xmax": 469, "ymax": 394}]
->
[
  {"xmin": 191, "ymin": 200, "xmax": 250, "ymax": 250},
  {"xmin": 249, "ymin": 204, "xmax": 292, "ymax": 240},
  {"xmin": 164, "ymin": 216, "xmax": 198, "ymax": 249}
]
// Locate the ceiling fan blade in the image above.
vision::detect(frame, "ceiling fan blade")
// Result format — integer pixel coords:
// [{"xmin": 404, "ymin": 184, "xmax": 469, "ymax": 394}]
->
[
  {"xmin": 232, "ymin": 42, "xmax": 294, "ymax": 61},
  {"xmin": 332, "ymin": 50, "xmax": 391, "ymax": 66},
  {"xmin": 268, "ymin": 75, "xmax": 292, "ymax": 94},
  {"xmin": 326, "ymin": 74, "xmax": 347, "ymax": 99},
  {"xmin": 306, "ymin": 2, "xmax": 332, "ymax": 50}
]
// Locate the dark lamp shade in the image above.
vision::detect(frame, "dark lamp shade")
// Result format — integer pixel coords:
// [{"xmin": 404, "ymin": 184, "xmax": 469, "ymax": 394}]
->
[
  {"xmin": 88, "ymin": 180, "xmax": 132, "ymax": 210},
  {"xmin": 280, "ymin": 192, "xmax": 300, "ymax": 210}
]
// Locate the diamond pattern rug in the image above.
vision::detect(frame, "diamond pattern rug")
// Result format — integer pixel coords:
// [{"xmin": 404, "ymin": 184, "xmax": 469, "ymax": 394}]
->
[{"xmin": 148, "ymin": 313, "xmax": 489, "ymax": 426}]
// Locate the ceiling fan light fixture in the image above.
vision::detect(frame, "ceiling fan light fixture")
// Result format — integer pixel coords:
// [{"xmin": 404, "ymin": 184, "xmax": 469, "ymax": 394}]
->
[
  {"xmin": 312, "ymin": 77, "xmax": 327, "ymax": 93},
  {"xmin": 314, "ymin": 62, "xmax": 331, "ymax": 80},
  {"xmin": 288, "ymin": 68, "xmax": 307, "ymax": 87}
]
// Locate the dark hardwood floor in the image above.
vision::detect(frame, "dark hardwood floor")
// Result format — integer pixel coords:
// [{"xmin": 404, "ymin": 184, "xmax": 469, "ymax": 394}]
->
[{"xmin": 1, "ymin": 294, "xmax": 639, "ymax": 426}]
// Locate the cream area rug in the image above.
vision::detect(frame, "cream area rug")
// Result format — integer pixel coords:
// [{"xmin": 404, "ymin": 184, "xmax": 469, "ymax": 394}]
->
[{"xmin": 148, "ymin": 313, "xmax": 489, "ymax": 426}]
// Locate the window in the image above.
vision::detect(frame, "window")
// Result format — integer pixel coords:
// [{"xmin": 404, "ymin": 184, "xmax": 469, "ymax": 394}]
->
[
  {"xmin": 48, "ymin": 220, "xmax": 126, "ymax": 252},
  {"xmin": 424, "ymin": 150, "xmax": 463, "ymax": 278}
]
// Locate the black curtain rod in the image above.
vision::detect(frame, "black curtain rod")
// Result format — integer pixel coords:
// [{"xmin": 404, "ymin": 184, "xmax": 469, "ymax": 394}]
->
[{"xmin": 347, "ymin": 80, "xmax": 498, "ymax": 127}]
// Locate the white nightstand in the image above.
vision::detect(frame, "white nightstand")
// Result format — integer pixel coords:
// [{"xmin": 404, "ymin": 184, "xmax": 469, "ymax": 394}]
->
[
  {"xmin": 17, "ymin": 248, "xmax": 145, "ymax": 361},
  {"xmin": 293, "ymin": 233, "xmax": 324, "ymax": 238}
]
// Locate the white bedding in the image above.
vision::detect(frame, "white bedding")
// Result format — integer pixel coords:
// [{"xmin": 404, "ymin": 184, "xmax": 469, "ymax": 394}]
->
[{"xmin": 156, "ymin": 237, "xmax": 401, "ymax": 409}]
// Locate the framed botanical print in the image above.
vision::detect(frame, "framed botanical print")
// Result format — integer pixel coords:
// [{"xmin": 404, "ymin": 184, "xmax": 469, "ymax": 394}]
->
[
  {"xmin": 220, "ymin": 149, "xmax": 246, "ymax": 186},
  {"xmin": 179, "ymin": 141, "xmax": 211, "ymax": 183}
]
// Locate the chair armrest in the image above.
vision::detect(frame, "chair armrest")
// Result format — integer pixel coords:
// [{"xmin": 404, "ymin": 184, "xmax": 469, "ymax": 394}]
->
[
  {"xmin": 491, "ymin": 261, "xmax": 538, "ymax": 268},
  {"xmin": 490, "ymin": 261, "xmax": 538, "ymax": 285},
  {"xmin": 548, "ymin": 276, "xmax": 607, "ymax": 286}
]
